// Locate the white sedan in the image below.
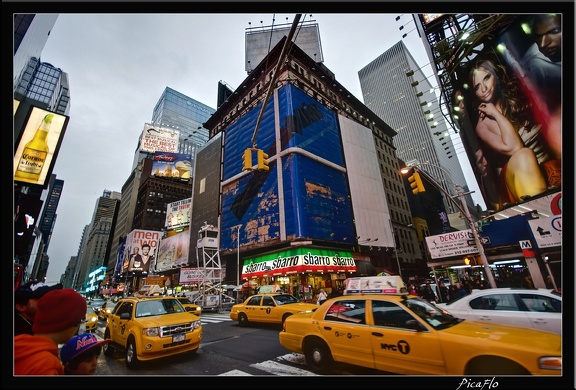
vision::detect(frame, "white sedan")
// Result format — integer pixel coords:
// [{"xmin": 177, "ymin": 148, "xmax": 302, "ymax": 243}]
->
[{"xmin": 436, "ymin": 288, "xmax": 561, "ymax": 335}]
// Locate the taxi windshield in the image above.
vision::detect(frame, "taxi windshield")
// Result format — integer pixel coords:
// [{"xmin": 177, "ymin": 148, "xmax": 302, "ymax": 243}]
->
[
  {"xmin": 274, "ymin": 294, "xmax": 299, "ymax": 305},
  {"xmin": 401, "ymin": 297, "xmax": 461, "ymax": 330}
]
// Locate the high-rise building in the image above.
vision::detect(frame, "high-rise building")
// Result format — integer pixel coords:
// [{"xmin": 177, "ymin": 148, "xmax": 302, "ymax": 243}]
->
[
  {"xmin": 74, "ymin": 190, "xmax": 120, "ymax": 292},
  {"xmin": 132, "ymin": 86, "xmax": 215, "ymax": 171},
  {"xmin": 13, "ymin": 14, "xmax": 59, "ymax": 91},
  {"xmin": 358, "ymin": 41, "xmax": 476, "ymax": 219}
]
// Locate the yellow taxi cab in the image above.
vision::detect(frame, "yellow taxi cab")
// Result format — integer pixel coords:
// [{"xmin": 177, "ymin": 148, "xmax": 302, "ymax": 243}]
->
[
  {"xmin": 279, "ymin": 275, "xmax": 562, "ymax": 375},
  {"xmin": 84, "ymin": 305, "xmax": 99, "ymax": 332},
  {"xmin": 102, "ymin": 296, "xmax": 202, "ymax": 369},
  {"xmin": 229, "ymin": 292, "xmax": 318, "ymax": 327},
  {"xmin": 176, "ymin": 296, "xmax": 202, "ymax": 316}
]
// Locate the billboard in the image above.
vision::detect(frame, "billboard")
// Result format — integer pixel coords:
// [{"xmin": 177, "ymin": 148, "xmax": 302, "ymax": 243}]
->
[
  {"xmin": 139, "ymin": 123, "xmax": 180, "ymax": 153},
  {"xmin": 14, "ymin": 192, "xmax": 44, "ymax": 263},
  {"xmin": 450, "ymin": 14, "xmax": 562, "ymax": 212},
  {"xmin": 155, "ymin": 230, "xmax": 191, "ymax": 272},
  {"xmin": 164, "ymin": 197, "xmax": 191, "ymax": 230},
  {"xmin": 152, "ymin": 151, "xmax": 192, "ymax": 181},
  {"xmin": 122, "ymin": 229, "xmax": 161, "ymax": 274},
  {"xmin": 13, "ymin": 107, "xmax": 69, "ymax": 187}
]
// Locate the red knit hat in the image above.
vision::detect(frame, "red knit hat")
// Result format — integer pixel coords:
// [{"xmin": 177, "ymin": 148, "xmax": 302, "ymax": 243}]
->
[{"xmin": 32, "ymin": 288, "xmax": 87, "ymax": 334}]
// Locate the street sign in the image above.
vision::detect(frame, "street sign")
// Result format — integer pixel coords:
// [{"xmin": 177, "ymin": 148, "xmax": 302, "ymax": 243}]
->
[{"xmin": 467, "ymin": 236, "xmax": 490, "ymax": 245}]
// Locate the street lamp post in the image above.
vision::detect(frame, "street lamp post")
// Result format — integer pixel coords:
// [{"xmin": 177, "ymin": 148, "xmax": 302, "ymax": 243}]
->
[
  {"xmin": 401, "ymin": 163, "xmax": 498, "ymax": 288},
  {"xmin": 389, "ymin": 220, "xmax": 403, "ymax": 280},
  {"xmin": 236, "ymin": 225, "xmax": 240, "ymax": 288}
]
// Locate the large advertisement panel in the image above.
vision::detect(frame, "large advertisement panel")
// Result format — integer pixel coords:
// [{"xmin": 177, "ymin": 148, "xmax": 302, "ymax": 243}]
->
[
  {"xmin": 152, "ymin": 152, "xmax": 192, "ymax": 181},
  {"xmin": 13, "ymin": 107, "xmax": 69, "ymax": 187},
  {"xmin": 122, "ymin": 229, "xmax": 161, "ymax": 273},
  {"xmin": 164, "ymin": 198, "xmax": 191, "ymax": 230},
  {"xmin": 155, "ymin": 230, "xmax": 191, "ymax": 272},
  {"xmin": 139, "ymin": 123, "xmax": 180, "ymax": 153},
  {"xmin": 450, "ymin": 14, "xmax": 562, "ymax": 212}
]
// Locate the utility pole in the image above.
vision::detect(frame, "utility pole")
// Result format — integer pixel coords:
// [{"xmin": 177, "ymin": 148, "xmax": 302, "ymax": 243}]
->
[{"xmin": 403, "ymin": 164, "xmax": 497, "ymax": 288}]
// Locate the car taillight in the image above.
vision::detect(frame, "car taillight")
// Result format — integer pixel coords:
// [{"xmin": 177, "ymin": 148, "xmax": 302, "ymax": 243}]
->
[{"xmin": 539, "ymin": 356, "xmax": 562, "ymax": 370}]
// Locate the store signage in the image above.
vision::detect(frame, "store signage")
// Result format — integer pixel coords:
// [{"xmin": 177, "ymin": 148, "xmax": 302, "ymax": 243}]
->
[
  {"xmin": 425, "ymin": 230, "xmax": 479, "ymax": 259},
  {"xmin": 242, "ymin": 247, "xmax": 356, "ymax": 278}
]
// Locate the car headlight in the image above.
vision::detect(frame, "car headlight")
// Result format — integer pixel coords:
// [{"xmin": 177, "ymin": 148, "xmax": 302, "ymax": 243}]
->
[
  {"xmin": 193, "ymin": 320, "xmax": 201, "ymax": 329},
  {"xmin": 144, "ymin": 327, "xmax": 160, "ymax": 337}
]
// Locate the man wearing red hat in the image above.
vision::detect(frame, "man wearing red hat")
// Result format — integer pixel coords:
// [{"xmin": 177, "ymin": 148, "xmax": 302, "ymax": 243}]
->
[{"xmin": 14, "ymin": 288, "xmax": 87, "ymax": 375}]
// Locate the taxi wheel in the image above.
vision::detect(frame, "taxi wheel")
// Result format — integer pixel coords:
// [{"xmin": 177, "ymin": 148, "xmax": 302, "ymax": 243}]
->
[
  {"xmin": 466, "ymin": 357, "xmax": 530, "ymax": 375},
  {"xmin": 125, "ymin": 336, "xmax": 140, "ymax": 369},
  {"xmin": 304, "ymin": 338, "xmax": 334, "ymax": 374},
  {"xmin": 238, "ymin": 313, "xmax": 249, "ymax": 327},
  {"xmin": 103, "ymin": 329, "xmax": 114, "ymax": 357}
]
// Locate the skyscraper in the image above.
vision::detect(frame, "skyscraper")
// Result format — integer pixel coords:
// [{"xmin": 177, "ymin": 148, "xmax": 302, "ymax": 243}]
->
[
  {"xmin": 359, "ymin": 41, "xmax": 476, "ymax": 216},
  {"xmin": 132, "ymin": 86, "xmax": 215, "ymax": 170}
]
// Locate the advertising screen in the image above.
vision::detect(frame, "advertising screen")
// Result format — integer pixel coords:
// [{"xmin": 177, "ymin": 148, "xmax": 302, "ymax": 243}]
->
[
  {"xmin": 139, "ymin": 123, "xmax": 180, "ymax": 153},
  {"xmin": 164, "ymin": 197, "xmax": 192, "ymax": 230},
  {"xmin": 155, "ymin": 230, "xmax": 191, "ymax": 272},
  {"xmin": 122, "ymin": 229, "xmax": 161, "ymax": 274},
  {"xmin": 152, "ymin": 152, "xmax": 192, "ymax": 181},
  {"xmin": 450, "ymin": 14, "xmax": 562, "ymax": 212},
  {"xmin": 13, "ymin": 107, "xmax": 69, "ymax": 187}
]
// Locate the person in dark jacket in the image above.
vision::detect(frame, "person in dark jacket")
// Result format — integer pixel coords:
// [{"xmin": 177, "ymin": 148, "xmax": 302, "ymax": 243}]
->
[{"xmin": 14, "ymin": 282, "xmax": 63, "ymax": 336}]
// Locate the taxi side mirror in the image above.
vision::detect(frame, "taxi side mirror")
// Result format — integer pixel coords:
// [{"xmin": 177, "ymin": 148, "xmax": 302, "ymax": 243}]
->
[{"xmin": 405, "ymin": 319, "xmax": 426, "ymax": 332}]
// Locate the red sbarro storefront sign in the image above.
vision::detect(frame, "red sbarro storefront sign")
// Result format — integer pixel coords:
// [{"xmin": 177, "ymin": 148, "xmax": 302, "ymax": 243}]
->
[{"xmin": 241, "ymin": 247, "xmax": 357, "ymax": 279}]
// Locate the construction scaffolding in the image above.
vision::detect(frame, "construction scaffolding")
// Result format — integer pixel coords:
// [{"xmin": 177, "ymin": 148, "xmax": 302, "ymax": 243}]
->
[{"xmin": 195, "ymin": 222, "xmax": 223, "ymax": 312}]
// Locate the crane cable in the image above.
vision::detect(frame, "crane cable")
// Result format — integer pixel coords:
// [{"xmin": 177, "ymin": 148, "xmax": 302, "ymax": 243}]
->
[{"xmin": 251, "ymin": 13, "xmax": 302, "ymax": 148}]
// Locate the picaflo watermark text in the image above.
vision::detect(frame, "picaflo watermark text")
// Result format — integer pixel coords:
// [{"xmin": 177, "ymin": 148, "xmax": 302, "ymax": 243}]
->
[{"xmin": 456, "ymin": 378, "xmax": 498, "ymax": 390}]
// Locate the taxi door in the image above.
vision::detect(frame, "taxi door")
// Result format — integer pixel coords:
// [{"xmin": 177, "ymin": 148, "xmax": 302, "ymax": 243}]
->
[
  {"xmin": 369, "ymin": 299, "xmax": 446, "ymax": 375},
  {"xmin": 109, "ymin": 301, "xmax": 134, "ymax": 347},
  {"xmin": 318, "ymin": 299, "xmax": 376, "ymax": 369}
]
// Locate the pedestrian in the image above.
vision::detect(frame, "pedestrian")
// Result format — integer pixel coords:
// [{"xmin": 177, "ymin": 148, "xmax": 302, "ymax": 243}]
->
[
  {"xmin": 14, "ymin": 288, "xmax": 87, "ymax": 375},
  {"xmin": 14, "ymin": 281, "xmax": 63, "ymax": 336},
  {"xmin": 316, "ymin": 288, "xmax": 328, "ymax": 305},
  {"xmin": 60, "ymin": 333, "xmax": 109, "ymax": 375},
  {"xmin": 521, "ymin": 272, "xmax": 535, "ymax": 289}
]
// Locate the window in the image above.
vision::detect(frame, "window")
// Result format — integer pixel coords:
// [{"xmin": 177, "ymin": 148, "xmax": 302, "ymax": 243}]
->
[
  {"xmin": 519, "ymin": 293, "xmax": 561, "ymax": 313},
  {"xmin": 262, "ymin": 296, "xmax": 275, "ymax": 306},
  {"xmin": 246, "ymin": 296, "xmax": 261, "ymax": 306},
  {"xmin": 470, "ymin": 294, "xmax": 519, "ymax": 311},
  {"xmin": 324, "ymin": 300, "xmax": 366, "ymax": 324},
  {"xmin": 372, "ymin": 300, "xmax": 414, "ymax": 329}
]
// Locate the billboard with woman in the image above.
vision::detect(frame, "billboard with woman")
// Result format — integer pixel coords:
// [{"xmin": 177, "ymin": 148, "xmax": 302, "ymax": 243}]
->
[{"xmin": 450, "ymin": 14, "xmax": 562, "ymax": 212}]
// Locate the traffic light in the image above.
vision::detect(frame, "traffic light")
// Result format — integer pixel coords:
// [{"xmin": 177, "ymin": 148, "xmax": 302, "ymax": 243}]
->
[
  {"xmin": 408, "ymin": 172, "xmax": 425, "ymax": 194},
  {"xmin": 257, "ymin": 149, "xmax": 269, "ymax": 171},
  {"xmin": 242, "ymin": 148, "xmax": 252, "ymax": 171},
  {"xmin": 464, "ymin": 256, "xmax": 476, "ymax": 266}
]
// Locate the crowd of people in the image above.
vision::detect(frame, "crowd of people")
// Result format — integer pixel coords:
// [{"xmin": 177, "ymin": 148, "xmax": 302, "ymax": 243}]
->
[
  {"xmin": 407, "ymin": 278, "xmax": 491, "ymax": 304},
  {"xmin": 13, "ymin": 281, "xmax": 107, "ymax": 376}
]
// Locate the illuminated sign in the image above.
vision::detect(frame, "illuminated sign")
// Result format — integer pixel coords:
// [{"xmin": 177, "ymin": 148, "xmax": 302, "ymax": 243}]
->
[{"xmin": 241, "ymin": 248, "xmax": 357, "ymax": 278}]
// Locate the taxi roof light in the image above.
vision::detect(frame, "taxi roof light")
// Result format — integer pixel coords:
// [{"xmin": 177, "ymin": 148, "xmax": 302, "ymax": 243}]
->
[{"xmin": 343, "ymin": 275, "xmax": 407, "ymax": 296}]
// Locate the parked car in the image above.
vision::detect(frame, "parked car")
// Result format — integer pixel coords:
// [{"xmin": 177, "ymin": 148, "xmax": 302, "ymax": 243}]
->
[
  {"xmin": 279, "ymin": 276, "xmax": 562, "ymax": 375},
  {"xmin": 84, "ymin": 306, "xmax": 99, "ymax": 332},
  {"xmin": 229, "ymin": 293, "xmax": 318, "ymax": 327},
  {"xmin": 176, "ymin": 297, "xmax": 202, "ymax": 316},
  {"xmin": 436, "ymin": 288, "xmax": 561, "ymax": 334},
  {"xmin": 103, "ymin": 296, "xmax": 202, "ymax": 368}
]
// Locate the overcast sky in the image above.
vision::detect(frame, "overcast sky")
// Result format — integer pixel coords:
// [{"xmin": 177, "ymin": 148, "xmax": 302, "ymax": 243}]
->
[{"xmin": 39, "ymin": 13, "xmax": 483, "ymax": 284}]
